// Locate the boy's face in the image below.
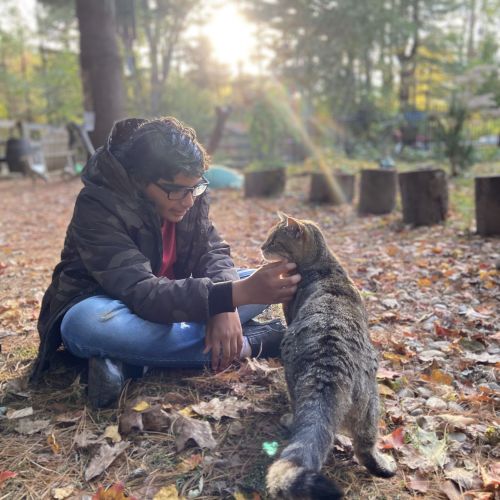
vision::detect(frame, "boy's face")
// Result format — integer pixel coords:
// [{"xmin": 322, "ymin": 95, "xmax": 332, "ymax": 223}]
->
[{"xmin": 144, "ymin": 172, "xmax": 203, "ymax": 223}]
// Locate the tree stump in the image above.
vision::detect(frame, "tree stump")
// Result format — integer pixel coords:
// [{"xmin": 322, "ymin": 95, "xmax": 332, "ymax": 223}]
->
[
  {"xmin": 309, "ymin": 172, "xmax": 355, "ymax": 204},
  {"xmin": 244, "ymin": 169, "xmax": 286, "ymax": 197},
  {"xmin": 358, "ymin": 169, "xmax": 397, "ymax": 214},
  {"xmin": 398, "ymin": 169, "xmax": 448, "ymax": 226},
  {"xmin": 475, "ymin": 176, "xmax": 500, "ymax": 236}
]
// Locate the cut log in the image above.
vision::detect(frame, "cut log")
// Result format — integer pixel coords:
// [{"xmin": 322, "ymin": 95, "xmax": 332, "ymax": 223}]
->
[
  {"xmin": 309, "ymin": 172, "xmax": 355, "ymax": 204},
  {"xmin": 358, "ymin": 169, "xmax": 397, "ymax": 214},
  {"xmin": 244, "ymin": 169, "xmax": 286, "ymax": 198},
  {"xmin": 398, "ymin": 169, "xmax": 448, "ymax": 226},
  {"xmin": 475, "ymin": 175, "xmax": 500, "ymax": 236}
]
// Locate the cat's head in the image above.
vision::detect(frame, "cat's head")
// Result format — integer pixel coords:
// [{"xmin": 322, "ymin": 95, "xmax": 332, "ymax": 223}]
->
[{"xmin": 261, "ymin": 212, "xmax": 326, "ymax": 266}]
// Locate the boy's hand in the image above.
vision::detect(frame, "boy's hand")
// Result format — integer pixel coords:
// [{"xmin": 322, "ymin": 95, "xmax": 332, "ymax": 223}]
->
[
  {"xmin": 232, "ymin": 260, "xmax": 301, "ymax": 306},
  {"xmin": 204, "ymin": 311, "xmax": 243, "ymax": 371}
]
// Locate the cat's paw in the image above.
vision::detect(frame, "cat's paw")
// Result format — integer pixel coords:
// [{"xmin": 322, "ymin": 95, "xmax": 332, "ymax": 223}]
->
[{"xmin": 361, "ymin": 451, "xmax": 397, "ymax": 478}]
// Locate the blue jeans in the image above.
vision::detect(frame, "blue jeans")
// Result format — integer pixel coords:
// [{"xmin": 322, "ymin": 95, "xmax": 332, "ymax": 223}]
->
[{"xmin": 61, "ymin": 269, "xmax": 267, "ymax": 368}]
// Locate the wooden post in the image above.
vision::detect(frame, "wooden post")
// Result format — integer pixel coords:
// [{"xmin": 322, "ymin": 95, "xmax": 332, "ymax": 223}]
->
[
  {"xmin": 309, "ymin": 172, "xmax": 355, "ymax": 204},
  {"xmin": 358, "ymin": 169, "xmax": 397, "ymax": 214},
  {"xmin": 244, "ymin": 169, "xmax": 286, "ymax": 197},
  {"xmin": 475, "ymin": 176, "xmax": 500, "ymax": 236},
  {"xmin": 399, "ymin": 169, "xmax": 448, "ymax": 226}
]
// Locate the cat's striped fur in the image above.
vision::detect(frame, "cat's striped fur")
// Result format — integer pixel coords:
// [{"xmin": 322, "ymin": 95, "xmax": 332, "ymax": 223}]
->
[{"xmin": 262, "ymin": 213, "xmax": 396, "ymax": 499}]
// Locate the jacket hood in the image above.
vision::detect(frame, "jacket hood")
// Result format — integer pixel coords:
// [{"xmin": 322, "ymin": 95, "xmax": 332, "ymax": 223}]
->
[{"xmin": 81, "ymin": 118, "xmax": 148, "ymax": 200}]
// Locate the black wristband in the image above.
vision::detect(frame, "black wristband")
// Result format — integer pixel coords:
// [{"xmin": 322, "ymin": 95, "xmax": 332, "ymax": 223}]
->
[{"xmin": 208, "ymin": 281, "xmax": 236, "ymax": 316}]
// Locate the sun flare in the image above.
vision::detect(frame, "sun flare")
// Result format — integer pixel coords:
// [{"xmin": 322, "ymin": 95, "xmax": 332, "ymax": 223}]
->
[{"xmin": 204, "ymin": 4, "xmax": 257, "ymax": 74}]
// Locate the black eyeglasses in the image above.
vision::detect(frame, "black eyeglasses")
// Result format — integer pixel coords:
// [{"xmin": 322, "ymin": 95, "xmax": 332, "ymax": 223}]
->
[{"xmin": 155, "ymin": 177, "xmax": 209, "ymax": 200}]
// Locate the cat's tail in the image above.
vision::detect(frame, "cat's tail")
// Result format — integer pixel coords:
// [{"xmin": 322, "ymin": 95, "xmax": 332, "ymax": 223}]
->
[
  {"xmin": 266, "ymin": 402, "xmax": 343, "ymax": 499},
  {"xmin": 266, "ymin": 458, "xmax": 343, "ymax": 499}
]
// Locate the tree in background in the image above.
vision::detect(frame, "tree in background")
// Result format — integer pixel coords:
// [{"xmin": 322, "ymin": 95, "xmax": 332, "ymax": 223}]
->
[{"xmin": 75, "ymin": 0, "xmax": 125, "ymax": 147}]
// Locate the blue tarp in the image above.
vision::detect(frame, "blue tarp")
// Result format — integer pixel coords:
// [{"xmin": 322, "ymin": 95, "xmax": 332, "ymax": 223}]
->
[{"xmin": 205, "ymin": 165, "xmax": 243, "ymax": 189}]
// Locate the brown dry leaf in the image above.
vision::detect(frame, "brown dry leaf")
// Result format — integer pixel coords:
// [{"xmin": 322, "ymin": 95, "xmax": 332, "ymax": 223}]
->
[
  {"xmin": 406, "ymin": 475, "xmax": 431, "ymax": 493},
  {"xmin": 176, "ymin": 453, "xmax": 203, "ymax": 473},
  {"xmin": 6, "ymin": 406, "xmax": 33, "ymax": 419},
  {"xmin": 14, "ymin": 418, "xmax": 50, "ymax": 435},
  {"xmin": 463, "ymin": 493, "xmax": 494, "ymax": 499},
  {"xmin": 379, "ymin": 427, "xmax": 405, "ymax": 450},
  {"xmin": 51, "ymin": 485, "xmax": 75, "ymax": 499},
  {"xmin": 152, "ymin": 485, "xmax": 179, "ymax": 499},
  {"xmin": 55, "ymin": 411, "xmax": 83, "ymax": 425},
  {"xmin": 238, "ymin": 357, "xmax": 282, "ymax": 378},
  {"xmin": 142, "ymin": 405, "xmax": 171, "ymax": 432},
  {"xmin": 191, "ymin": 397, "xmax": 252, "ymax": 420},
  {"xmin": 84, "ymin": 441, "xmax": 130, "ymax": 481},
  {"xmin": 48, "ymin": 433, "xmax": 61, "ymax": 454},
  {"xmin": 119, "ymin": 408, "xmax": 144, "ymax": 435},
  {"xmin": 437, "ymin": 414, "xmax": 476, "ymax": 430},
  {"xmin": 233, "ymin": 490, "xmax": 262, "ymax": 500},
  {"xmin": 92, "ymin": 482, "xmax": 137, "ymax": 500},
  {"xmin": 378, "ymin": 384, "xmax": 395, "ymax": 397},
  {"xmin": 376, "ymin": 367, "xmax": 401, "ymax": 380},
  {"xmin": 418, "ymin": 277, "xmax": 432, "ymax": 287},
  {"xmin": 103, "ymin": 425, "xmax": 122, "ymax": 443},
  {"xmin": 481, "ymin": 463, "xmax": 500, "ymax": 492},
  {"xmin": 445, "ymin": 468, "xmax": 481, "ymax": 490},
  {"xmin": 171, "ymin": 413, "xmax": 217, "ymax": 451},
  {"xmin": 429, "ymin": 369, "xmax": 454, "ymax": 385},
  {"xmin": 398, "ymin": 447, "xmax": 434, "ymax": 473},
  {"xmin": 439, "ymin": 480, "xmax": 463, "ymax": 500},
  {"xmin": 74, "ymin": 431, "xmax": 102, "ymax": 449},
  {"xmin": 5, "ymin": 377, "xmax": 30, "ymax": 398}
]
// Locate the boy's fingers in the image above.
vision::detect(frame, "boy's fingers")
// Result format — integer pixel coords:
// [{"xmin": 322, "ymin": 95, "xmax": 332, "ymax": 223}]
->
[{"xmin": 211, "ymin": 343, "xmax": 221, "ymax": 370}]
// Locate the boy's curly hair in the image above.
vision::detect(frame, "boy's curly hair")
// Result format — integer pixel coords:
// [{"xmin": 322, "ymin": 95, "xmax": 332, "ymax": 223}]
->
[{"xmin": 110, "ymin": 116, "xmax": 209, "ymax": 184}]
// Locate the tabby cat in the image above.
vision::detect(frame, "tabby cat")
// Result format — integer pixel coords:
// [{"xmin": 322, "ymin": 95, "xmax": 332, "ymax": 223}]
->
[{"xmin": 261, "ymin": 213, "xmax": 396, "ymax": 499}]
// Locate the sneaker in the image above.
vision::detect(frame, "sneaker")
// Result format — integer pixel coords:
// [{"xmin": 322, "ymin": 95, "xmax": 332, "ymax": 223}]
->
[
  {"xmin": 242, "ymin": 318, "xmax": 286, "ymax": 358},
  {"xmin": 87, "ymin": 357, "xmax": 143, "ymax": 409}
]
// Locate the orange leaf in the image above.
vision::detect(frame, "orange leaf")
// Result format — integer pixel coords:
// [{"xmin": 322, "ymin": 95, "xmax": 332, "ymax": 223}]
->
[
  {"xmin": 481, "ymin": 463, "xmax": 500, "ymax": 492},
  {"xmin": 435, "ymin": 323, "xmax": 461, "ymax": 338},
  {"xmin": 48, "ymin": 433, "xmax": 61, "ymax": 454},
  {"xmin": 0, "ymin": 471, "xmax": 17, "ymax": 489},
  {"xmin": 418, "ymin": 277, "xmax": 432, "ymax": 287},
  {"xmin": 379, "ymin": 427, "xmax": 405, "ymax": 450},
  {"xmin": 176, "ymin": 453, "xmax": 203, "ymax": 473},
  {"xmin": 429, "ymin": 369, "xmax": 454, "ymax": 385},
  {"xmin": 92, "ymin": 483, "xmax": 138, "ymax": 500},
  {"xmin": 385, "ymin": 245, "xmax": 399, "ymax": 256}
]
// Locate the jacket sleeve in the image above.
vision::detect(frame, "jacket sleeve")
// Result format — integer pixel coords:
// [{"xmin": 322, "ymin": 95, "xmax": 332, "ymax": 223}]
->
[
  {"xmin": 191, "ymin": 221, "xmax": 239, "ymax": 283},
  {"xmin": 71, "ymin": 194, "xmax": 214, "ymax": 324}
]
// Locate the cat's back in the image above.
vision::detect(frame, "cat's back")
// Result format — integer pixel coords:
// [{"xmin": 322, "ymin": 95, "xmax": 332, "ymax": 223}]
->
[{"xmin": 282, "ymin": 271, "xmax": 378, "ymax": 381}]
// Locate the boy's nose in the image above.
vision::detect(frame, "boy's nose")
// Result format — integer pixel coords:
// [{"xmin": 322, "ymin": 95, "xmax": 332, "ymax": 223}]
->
[{"xmin": 181, "ymin": 191, "xmax": 195, "ymax": 208}]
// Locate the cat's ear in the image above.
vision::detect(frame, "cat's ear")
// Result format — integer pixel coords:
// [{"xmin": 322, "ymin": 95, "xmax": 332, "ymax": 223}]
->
[
  {"xmin": 277, "ymin": 211, "xmax": 288, "ymax": 222},
  {"xmin": 286, "ymin": 216, "xmax": 303, "ymax": 239}
]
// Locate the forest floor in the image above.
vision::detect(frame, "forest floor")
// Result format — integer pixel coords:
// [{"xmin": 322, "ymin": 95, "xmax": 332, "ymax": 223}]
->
[{"xmin": 0, "ymin": 169, "xmax": 499, "ymax": 500}]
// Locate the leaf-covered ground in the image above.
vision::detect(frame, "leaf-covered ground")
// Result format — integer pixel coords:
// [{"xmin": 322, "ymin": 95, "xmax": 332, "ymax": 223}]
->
[{"xmin": 0, "ymin": 174, "xmax": 499, "ymax": 500}]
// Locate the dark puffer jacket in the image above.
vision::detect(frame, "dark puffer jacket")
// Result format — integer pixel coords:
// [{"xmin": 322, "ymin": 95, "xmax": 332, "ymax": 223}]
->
[{"xmin": 30, "ymin": 119, "xmax": 238, "ymax": 381}]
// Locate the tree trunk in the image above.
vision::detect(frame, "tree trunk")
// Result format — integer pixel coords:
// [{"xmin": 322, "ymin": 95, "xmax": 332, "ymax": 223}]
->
[
  {"xmin": 76, "ymin": 0, "xmax": 125, "ymax": 148},
  {"xmin": 475, "ymin": 176, "xmax": 500, "ymax": 236},
  {"xmin": 399, "ymin": 169, "xmax": 448, "ymax": 226},
  {"xmin": 244, "ymin": 170, "xmax": 286, "ymax": 198},
  {"xmin": 358, "ymin": 169, "xmax": 397, "ymax": 215},
  {"xmin": 309, "ymin": 172, "xmax": 355, "ymax": 205},
  {"xmin": 206, "ymin": 106, "xmax": 232, "ymax": 156}
]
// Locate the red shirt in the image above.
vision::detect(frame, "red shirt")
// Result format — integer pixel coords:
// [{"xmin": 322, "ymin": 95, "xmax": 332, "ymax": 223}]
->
[{"xmin": 158, "ymin": 220, "xmax": 176, "ymax": 279}]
